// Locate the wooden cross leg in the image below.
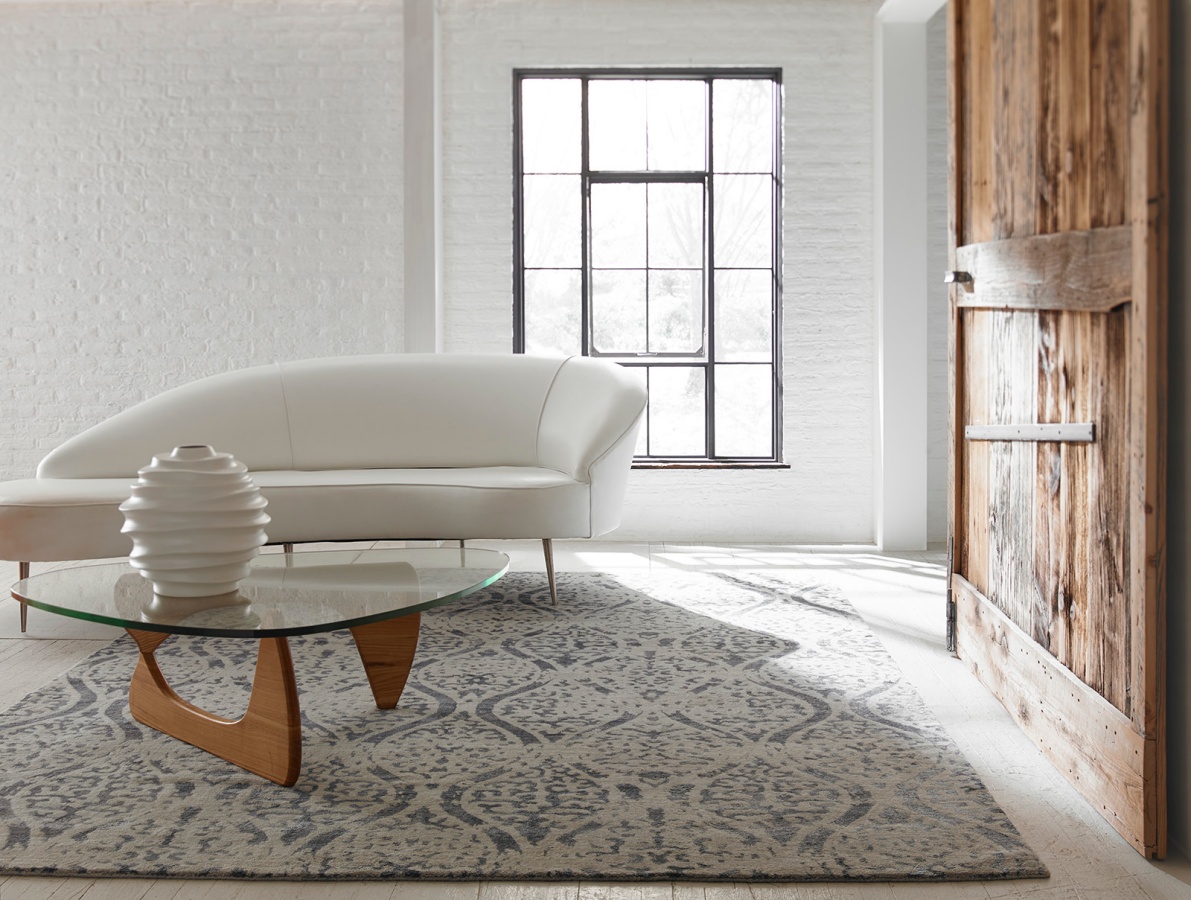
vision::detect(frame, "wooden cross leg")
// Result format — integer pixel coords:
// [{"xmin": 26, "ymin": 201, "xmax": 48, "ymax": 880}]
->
[
  {"xmin": 126, "ymin": 629, "xmax": 303, "ymax": 786},
  {"xmin": 350, "ymin": 613, "xmax": 421, "ymax": 709},
  {"xmin": 124, "ymin": 614, "xmax": 421, "ymax": 786}
]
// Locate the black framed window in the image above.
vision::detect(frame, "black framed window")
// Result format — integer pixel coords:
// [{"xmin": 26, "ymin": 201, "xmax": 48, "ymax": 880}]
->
[{"xmin": 513, "ymin": 69, "xmax": 782, "ymax": 465}]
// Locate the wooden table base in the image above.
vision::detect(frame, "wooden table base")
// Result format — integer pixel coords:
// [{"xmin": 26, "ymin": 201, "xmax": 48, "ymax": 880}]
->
[
  {"xmin": 126, "ymin": 612, "xmax": 421, "ymax": 786},
  {"xmin": 350, "ymin": 613, "xmax": 421, "ymax": 708}
]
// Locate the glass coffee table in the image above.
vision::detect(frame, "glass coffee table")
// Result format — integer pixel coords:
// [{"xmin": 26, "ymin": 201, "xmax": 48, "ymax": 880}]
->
[{"xmin": 11, "ymin": 547, "xmax": 509, "ymax": 786}]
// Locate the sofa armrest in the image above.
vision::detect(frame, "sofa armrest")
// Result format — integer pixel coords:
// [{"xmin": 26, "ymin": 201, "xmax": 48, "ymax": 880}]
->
[
  {"xmin": 535, "ymin": 357, "xmax": 646, "ymax": 483},
  {"xmin": 585, "ymin": 411, "xmax": 645, "ymax": 537}
]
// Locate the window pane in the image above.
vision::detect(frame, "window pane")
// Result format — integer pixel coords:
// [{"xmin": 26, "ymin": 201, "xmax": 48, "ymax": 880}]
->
[
  {"xmin": 521, "ymin": 78, "xmax": 581, "ymax": 174},
  {"xmin": 523, "ymin": 175, "xmax": 581, "ymax": 267},
  {"xmin": 714, "ymin": 270, "xmax": 772, "ymax": 361},
  {"xmin": 589, "ymin": 80, "xmax": 646, "ymax": 170},
  {"xmin": 591, "ymin": 270, "xmax": 646, "ymax": 353},
  {"xmin": 714, "ymin": 174, "xmax": 772, "ymax": 268},
  {"xmin": 647, "ymin": 183, "xmax": 703, "ymax": 268},
  {"xmin": 648, "ymin": 270, "xmax": 703, "ymax": 354},
  {"xmin": 648, "ymin": 367, "xmax": 706, "ymax": 456},
  {"xmin": 524, "ymin": 270, "xmax": 582, "ymax": 357},
  {"xmin": 622, "ymin": 366, "xmax": 649, "ymax": 456},
  {"xmin": 647, "ymin": 80, "xmax": 706, "ymax": 171},
  {"xmin": 591, "ymin": 183, "xmax": 646, "ymax": 268},
  {"xmin": 714, "ymin": 364, "xmax": 773, "ymax": 457},
  {"xmin": 712, "ymin": 79, "xmax": 774, "ymax": 174}
]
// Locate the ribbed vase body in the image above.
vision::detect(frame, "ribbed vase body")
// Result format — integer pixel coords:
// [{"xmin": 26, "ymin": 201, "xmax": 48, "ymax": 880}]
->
[{"xmin": 119, "ymin": 445, "xmax": 270, "ymax": 598}]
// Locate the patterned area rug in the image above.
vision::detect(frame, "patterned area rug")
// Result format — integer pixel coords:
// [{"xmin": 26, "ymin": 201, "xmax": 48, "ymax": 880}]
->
[{"xmin": 0, "ymin": 570, "xmax": 1047, "ymax": 882}]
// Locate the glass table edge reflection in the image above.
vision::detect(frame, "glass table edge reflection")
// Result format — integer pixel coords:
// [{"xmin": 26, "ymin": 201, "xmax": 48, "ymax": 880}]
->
[{"xmin": 10, "ymin": 547, "xmax": 512, "ymax": 639}]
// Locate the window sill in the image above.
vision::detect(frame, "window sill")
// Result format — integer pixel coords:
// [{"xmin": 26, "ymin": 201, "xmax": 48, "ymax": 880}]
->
[{"xmin": 631, "ymin": 460, "xmax": 790, "ymax": 470}]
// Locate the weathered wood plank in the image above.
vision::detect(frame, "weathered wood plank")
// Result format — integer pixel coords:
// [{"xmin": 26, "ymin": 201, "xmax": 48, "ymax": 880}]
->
[
  {"xmin": 961, "ymin": 309, "xmax": 990, "ymax": 593},
  {"xmin": 953, "ymin": 574, "xmax": 1149, "ymax": 855},
  {"xmin": 1039, "ymin": 0, "xmax": 1126, "ymax": 229},
  {"xmin": 1036, "ymin": 0, "xmax": 1062, "ymax": 235},
  {"xmin": 1058, "ymin": 313, "xmax": 1091, "ymax": 702},
  {"xmin": 1030, "ymin": 310, "xmax": 1131, "ymax": 715},
  {"xmin": 1128, "ymin": 0, "xmax": 1169, "ymax": 858},
  {"xmin": 985, "ymin": 310, "xmax": 1042, "ymax": 639},
  {"xmin": 1091, "ymin": 308, "xmax": 1130, "ymax": 715},
  {"xmin": 1091, "ymin": 0, "xmax": 1131, "ymax": 229},
  {"xmin": 954, "ymin": 224, "xmax": 1132, "ymax": 311},
  {"xmin": 985, "ymin": 307, "xmax": 1012, "ymax": 614},
  {"xmin": 1064, "ymin": 315, "xmax": 1098, "ymax": 705},
  {"xmin": 1058, "ymin": 0, "xmax": 1092, "ymax": 232},
  {"xmin": 992, "ymin": 0, "xmax": 1038, "ymax": 240},
  {"xmin": 965, "ymin": 0, "xmax": 994, "ymax": 245},
  {"xmin": 1035, "ymin": 311, "xmax": 1065, "ymax": 665},
  {"xmin": 948, "ymin": 0, "xmax": 965, "ymax": 255}
]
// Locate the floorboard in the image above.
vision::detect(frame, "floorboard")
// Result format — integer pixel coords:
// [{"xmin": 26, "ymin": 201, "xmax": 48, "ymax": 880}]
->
[{"xmin": 0, "ymin": 638, "xmax": 114, "ymax": 713}]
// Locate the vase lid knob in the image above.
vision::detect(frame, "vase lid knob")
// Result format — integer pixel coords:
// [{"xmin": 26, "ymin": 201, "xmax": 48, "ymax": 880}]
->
[{"xmin": 168, "ymin": 445, "xmax": 216, "ymax": 461}]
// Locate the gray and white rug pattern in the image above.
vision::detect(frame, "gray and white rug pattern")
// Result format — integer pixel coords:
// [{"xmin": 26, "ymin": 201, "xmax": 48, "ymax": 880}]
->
[{"xmin": 0, "ymin": 570, "xmax": 1048, "ymax": 882}]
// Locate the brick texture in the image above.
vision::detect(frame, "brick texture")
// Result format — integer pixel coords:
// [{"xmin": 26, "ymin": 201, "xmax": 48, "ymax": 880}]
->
[{"xmin": 0, "ymin": 0, "xmax": 403, "ymax": 478}]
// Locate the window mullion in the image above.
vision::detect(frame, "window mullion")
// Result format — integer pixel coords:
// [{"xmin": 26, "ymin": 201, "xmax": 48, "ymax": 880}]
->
[
  {"xmin": 771, "ymin": 75, "xmax": 783, "ymax": 461},
  {"xmin": 705, "ymin": 76, "xmax": 715, "ymax": 460},
  {"xmin": 588, "ymin": 171, "xmax": 704, "ymax": 183},
  {"xmin": 512, "ymin": 74, "xmax": 525, "ymax": 354},
  {"xmin": 580, "ymin": 78, "xmax": 591, "ymax": 358},
  {"xmin": 644, "ymin": 179, "xmax": 650, "ymax": 355}
]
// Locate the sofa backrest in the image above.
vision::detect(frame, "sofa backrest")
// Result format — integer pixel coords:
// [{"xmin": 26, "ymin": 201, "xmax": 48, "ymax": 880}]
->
[
  {"xmin": 36, "ymin": 353, "xmax": 644, "ymax": 480},
  {"xmin": 277, "ymin": 353, "xmax": 563, "ymax": 470},
  {"xmin": 37, "ymin": 364, "xmax": 294, "ymax": 478}
]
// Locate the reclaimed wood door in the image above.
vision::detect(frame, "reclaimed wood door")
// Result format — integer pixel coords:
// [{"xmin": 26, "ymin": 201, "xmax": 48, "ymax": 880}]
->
[{"xmin": 946, "ymin": 0, "xmax": 1168, "ymax": 857}]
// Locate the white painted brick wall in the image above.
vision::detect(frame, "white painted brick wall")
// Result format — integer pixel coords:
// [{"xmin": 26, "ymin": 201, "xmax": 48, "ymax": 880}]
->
[
  {"xmin": 927, "ymin": 7, "xmax": 949, "ymax": 543},
  {"xmin": 2, "ymin": 0, "xmax": 888, "ymax": 544},
  {"xmin": 439, "ymin": 0, "xmax": 882, "ymax": 542},
  {"xmin": 0, "ymin": 0, "xmax": 403, "ymax": 479}
]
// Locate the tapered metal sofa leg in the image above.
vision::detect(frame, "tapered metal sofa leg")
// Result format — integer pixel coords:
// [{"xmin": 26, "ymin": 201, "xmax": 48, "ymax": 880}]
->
[
  {"xmin": 542, "ymin": 539, "xmax": 558, "ymax": 606},
  {"xmin": 18, "ymin": 561, "xmax": 29, "ymax": 633}
]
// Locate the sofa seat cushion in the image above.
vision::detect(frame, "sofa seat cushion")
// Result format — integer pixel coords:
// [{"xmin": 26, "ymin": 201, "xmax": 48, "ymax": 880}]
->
[
  {"xmin": 0, "ymin": 478, "xmax": 135, "ymax": 562},
  {"xmin": 0, "ymin": 468, "xmax": 591, "ymax": 562},
  {"xmin": 251, "ymin": 468, "xmax": 592, "ymax": 543}
]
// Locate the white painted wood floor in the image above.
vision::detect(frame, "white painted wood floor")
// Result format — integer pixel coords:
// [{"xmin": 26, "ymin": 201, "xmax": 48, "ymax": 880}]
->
[{"xmin": 3, "ymin": 542, "xmax": 1190, "ymax": 900}]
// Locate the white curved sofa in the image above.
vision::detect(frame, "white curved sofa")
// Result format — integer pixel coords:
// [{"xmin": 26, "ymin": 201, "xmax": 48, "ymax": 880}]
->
[{"xmin": 0, "ymin": 353, "xmax": 647, "ymax": 629}]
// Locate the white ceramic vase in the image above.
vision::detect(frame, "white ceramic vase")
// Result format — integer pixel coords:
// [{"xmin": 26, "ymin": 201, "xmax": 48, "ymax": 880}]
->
[{"xmin": 119, "ymin": 445, "xmax": 271, "ymax": 598}]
